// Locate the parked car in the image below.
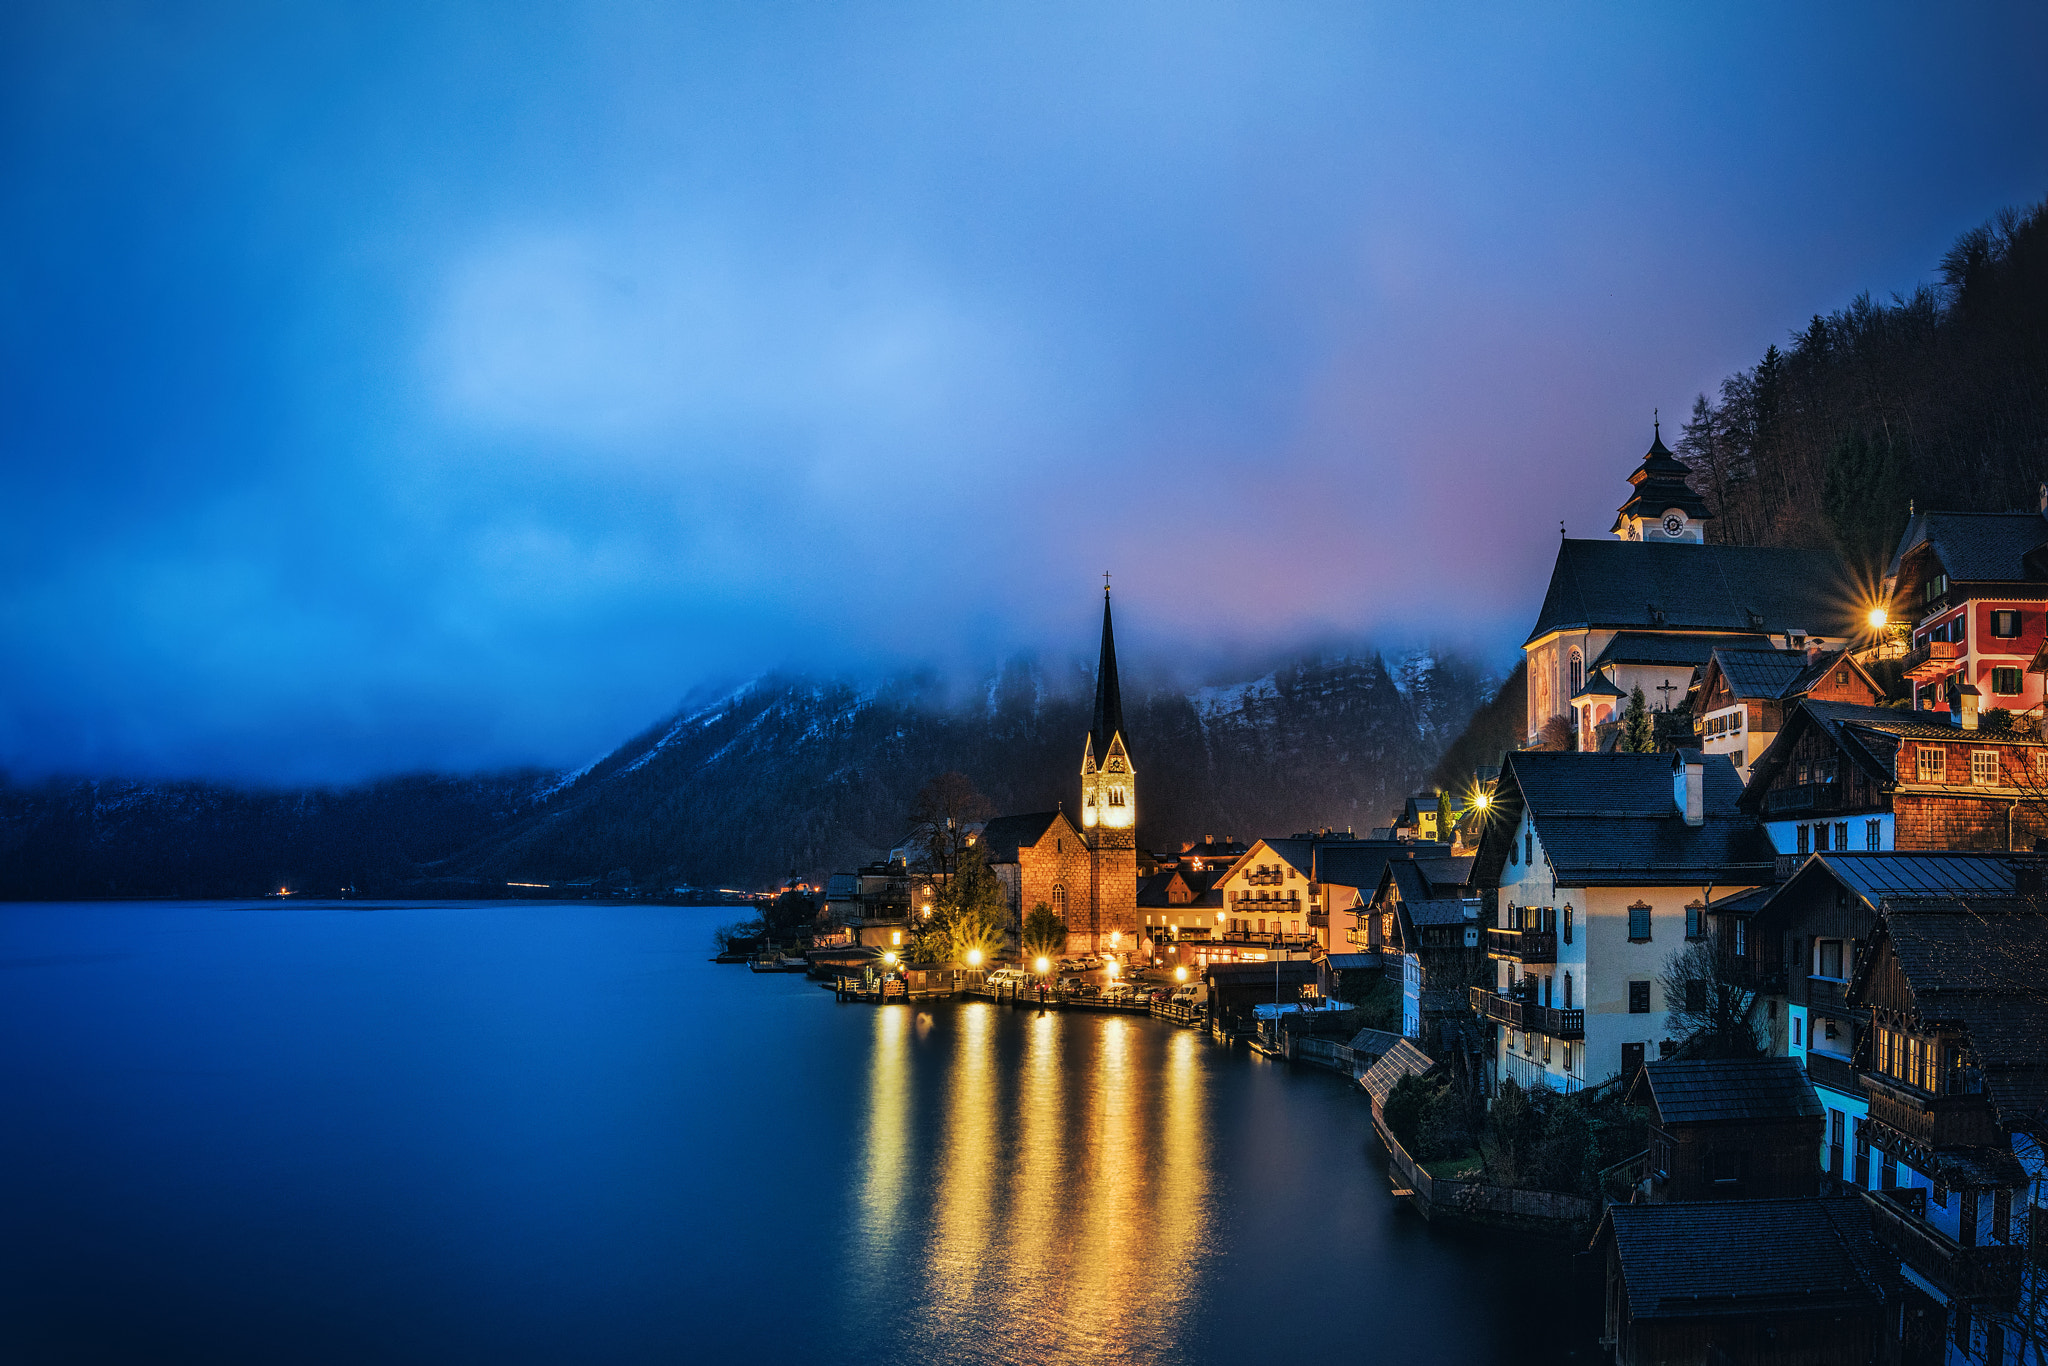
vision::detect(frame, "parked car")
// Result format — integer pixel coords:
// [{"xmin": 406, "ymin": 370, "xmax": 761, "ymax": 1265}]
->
[
  {"xmin": 1057, "ymin": 976, "xmax": 1084, "ymax": 993},
  {"xmin": 1101, "ymin": 983, "xmax": 1136, "ymax": 1003},
  {"xmin": 985, "ymin": 968, "xmax": 1029, "ymax": 991}
]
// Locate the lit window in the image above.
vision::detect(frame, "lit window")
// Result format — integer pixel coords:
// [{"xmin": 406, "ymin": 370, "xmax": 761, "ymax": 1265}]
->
[
  {"xmin": 1917, "ymin": 746, "xmax": 1947, "ymax": 783},
  {"xmin": 1992, "ymin": 667, "xmax": 2023, "ymax": 696},
  {"xmin": 1972, "ymin": 750, "xmax": 2001, "ymax": 786}
]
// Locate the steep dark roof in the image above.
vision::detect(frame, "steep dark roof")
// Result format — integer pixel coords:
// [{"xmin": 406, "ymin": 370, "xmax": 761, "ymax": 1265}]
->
[
  {"xmin": 1710, "ymin": 648, "xmax": 1810, "ymax": 700},
  {"xmin": 1596, "ymin": 1198, "xmax": 1896, "ymax": 1319},
  {"xmin": 1476, "ymin": 751, "xmax": 1775, "ymax": 886},
  {"xmin": 1307, "ymin": 841, "xmax": 1436, "ymax": 893},
  {"xmin": 1631, "ymin": 1057, "xmax": 1823, "ymax": 1125},
  {"xmin": 1089, "ymin": 590, "xmax": 1125, "ymax": 759},
  {"xmin": 1887, "ymin": 510, "xmax": 2048, "ymax": 584},
  {"xmin": 1526, "ymin": 539, "xmax": 1851, "ymax": 645},
  {"xmin": 979, "ymin": 811, "xmax": 1063, "ymax": 863},
  {"xmin": 1136, "ymin": 867, "xmax": 1225, "ymax": 908},
  {"xmin": 1205, "ymin": 959, "xmax": 1319, "ymax": 985},
  {"xmin": 1813, "ymin": 852, "xmax": 2018, "ymax": 903},
  {"xmin": 1740, "ymin": 700, "xmax": 2048, "ymax": 812},
  {"xmin": 1858, "ymin": 897, "xmax": 2048, "ymax": 1133}
]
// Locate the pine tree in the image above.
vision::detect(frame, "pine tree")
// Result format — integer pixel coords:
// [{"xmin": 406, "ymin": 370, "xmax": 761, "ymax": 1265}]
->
[{"xmin": 1619, "ymin": 686, "xmax": 1655, "ymax": 753}]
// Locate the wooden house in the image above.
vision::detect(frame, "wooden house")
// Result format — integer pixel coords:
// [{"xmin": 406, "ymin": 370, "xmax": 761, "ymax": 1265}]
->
[
  {"xmin": 1693, "ymin": 645, "xmax": 1885, "ymax": 780},
  {"xmin": 1592, "ymin": 1197, "xmax": 1900, "ymax": 1366},
  {"xmin": 1627, "ymin": 1057, "xmax": 1822, "ymax": 1202},
  {"xmin": 1704, "ymin": 851, "xmax": 2019, "ymax": 1191},
  {"xmin": 1843, "ymin": 897, "xmax": 2042, "ymax": 1315},
  {"xmin": 1738, "ymin": 698, "xmax": 2048, "ymax": 857},
  {"xmin": 1886, "ymin": 503, "xmax": 2048, "ymax": 723},
  {"xmin": 1367, "ymin": 853, "xmax": 1480, "ymax": 1043}
]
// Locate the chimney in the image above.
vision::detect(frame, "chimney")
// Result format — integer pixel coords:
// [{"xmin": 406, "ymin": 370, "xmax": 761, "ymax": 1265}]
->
[{"xmin": 1674, "ymin": 751, "xmax": 1705, "ymax": 826}]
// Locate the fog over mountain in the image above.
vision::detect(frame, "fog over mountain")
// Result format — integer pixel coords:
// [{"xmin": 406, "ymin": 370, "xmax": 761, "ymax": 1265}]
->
[{"xmin": 0, "ymin": 645, "xmax": 1496, "ymax": 899}]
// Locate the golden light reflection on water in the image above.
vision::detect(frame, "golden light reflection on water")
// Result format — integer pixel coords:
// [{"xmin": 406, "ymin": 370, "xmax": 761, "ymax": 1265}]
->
[{"xmin": 860, "ymin": 1002, "xmax": 1212, "ymax": 1364}]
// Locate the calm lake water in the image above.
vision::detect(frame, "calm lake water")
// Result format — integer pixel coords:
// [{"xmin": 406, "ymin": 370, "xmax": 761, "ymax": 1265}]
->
[{"xmin": 2, "ymin": 902, "xmax": 1583, "ymax": 1364}]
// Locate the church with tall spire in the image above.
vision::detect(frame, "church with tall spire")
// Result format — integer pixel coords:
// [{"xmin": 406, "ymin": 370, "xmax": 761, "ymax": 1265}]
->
[{"xmin": 977, "ymin": 584, "xmax": 1141, "ymax": 958}]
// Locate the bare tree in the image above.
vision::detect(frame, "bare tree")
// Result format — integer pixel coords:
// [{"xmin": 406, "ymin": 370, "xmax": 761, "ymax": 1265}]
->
[
  {"xmin": 1659, "ymin": 939, "xmax": 1765, "ymax": 1058},
  {"xmin": 906, "ymin": 772, "xmax": 995, "ymax": 877}
]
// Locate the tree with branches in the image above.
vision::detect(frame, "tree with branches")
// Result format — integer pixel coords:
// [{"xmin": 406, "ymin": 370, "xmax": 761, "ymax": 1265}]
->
[
  {"xmin": 1658, "ymin": 939, "xmax": 1765, "ymax": 1058},
  {"xmin": 905, "ymin": 771, "xmax": 995, "ymax": 878}
]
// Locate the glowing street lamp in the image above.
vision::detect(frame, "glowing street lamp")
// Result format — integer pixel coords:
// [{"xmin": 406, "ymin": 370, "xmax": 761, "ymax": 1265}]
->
[
  {"xmin": 1174, "ymin": 966, "xmax": 1188, "ymax": 982},
  {"xmin": 966, "ymin": 948, "xmax": 982, "ymax": 968},
  {"xmin": 1106, "ymin": 960, "xmax": 1120, "ymax": 978},
  {"xmin": 882, "ymin": 951, "xmax": 897, "ymax": 967},
  {"xmin": 1034, "ymin": 956, "xmax": 1049, "ymax": 974},
  {"xmin": 1867, "ymin": 607, "xmax": 1889, "ymax": 631}
]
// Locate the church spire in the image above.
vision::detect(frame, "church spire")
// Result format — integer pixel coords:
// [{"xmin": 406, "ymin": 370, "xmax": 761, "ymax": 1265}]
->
[{"xmin": 1090, "ymin": 583, "xmax": 1124, "ymax": 759}]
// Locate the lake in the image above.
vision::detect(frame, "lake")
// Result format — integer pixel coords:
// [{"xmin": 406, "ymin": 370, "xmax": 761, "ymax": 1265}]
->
[{"xmin": 1, "ymin": 901, "xmax": 1583, "ymax": 1364}]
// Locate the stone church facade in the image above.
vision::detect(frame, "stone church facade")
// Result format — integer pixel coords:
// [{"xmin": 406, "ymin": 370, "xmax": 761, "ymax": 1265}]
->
[{"xmin": 982, "ymin": 590, "xmax": 1140, "ymax": 959}]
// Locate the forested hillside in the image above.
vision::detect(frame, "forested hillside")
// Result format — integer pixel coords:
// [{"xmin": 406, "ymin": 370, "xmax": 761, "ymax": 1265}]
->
[{"xmin": 1675, "ymin": 196, "xmax": 2048, "ymax": 570}]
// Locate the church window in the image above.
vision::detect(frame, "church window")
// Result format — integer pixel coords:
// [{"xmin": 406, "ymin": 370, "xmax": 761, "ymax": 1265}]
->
[
  {"xmin": 1108, "ymin": 786, "xmax": 1127, "ymax": 807},
  {"xmin": 1052, "ymin": 886, "xmax": 1066, "ymax": 918},
  {"xmin": 1569, "ymin": 650, "xmax": 1583, "ymax": 698}
]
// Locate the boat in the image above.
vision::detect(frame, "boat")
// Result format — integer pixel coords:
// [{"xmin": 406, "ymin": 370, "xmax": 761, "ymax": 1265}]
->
[
  {"xmin": 777, "ymin": 953, "xmax": 809, "ymax": 971},
  {"xmin": 748, "ymin": 953, "xmax": 782, "ymax": 973}
]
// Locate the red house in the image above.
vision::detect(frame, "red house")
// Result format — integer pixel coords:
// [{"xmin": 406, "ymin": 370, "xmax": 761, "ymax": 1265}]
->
[{"xmin": 1886, "ymin": 502, "xmax": 2048, "ymax": 725}]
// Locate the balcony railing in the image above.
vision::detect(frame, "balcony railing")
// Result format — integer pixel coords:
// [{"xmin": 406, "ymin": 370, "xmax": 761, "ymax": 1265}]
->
[
  {"xmin": 1803, "ymin": 977, "xmax": 1868, "ymax": 1020},
  {"xmin": 1242, "ymin": 869, "xmax": 1287, "ymax": 887},
  {"xmin": 1486, "ymin": 928, "xmax": 1557, "ymax": 963},
  {"xmin": 1762, "ymin": 781, "xmax": 1839, "ymax": 815},
  {"xmin": 1468, "ymin": 986, "xmax": 1584, "ymax": 1039},
  {"xmin": 1863, "ymin": 1188, "xmax": 2022, "ymax": 1305},
  {"xmin": 1803, "ymin": 1050, "xmax": 1858, "ymax": 1098},
  {"xmin": 1859, "ymin": 1072, "xmax": 2006, "ymax": 1152},
  {"xmin": 1901, "ymin": 639, "xmax": 1964, "ymax": 684},
  {"xmin": 1720, "ymin": 955, "xmax": 1787, "ymax": 994}
]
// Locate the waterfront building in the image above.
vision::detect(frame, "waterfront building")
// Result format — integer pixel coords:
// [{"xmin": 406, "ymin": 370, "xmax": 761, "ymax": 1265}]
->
[
  {"xmin": 1298, "ymin": 837, "xmax": 1446, "ymax": 958},
  {"xmin": 1628, "ymin": 1057, "xmax": 1822, "ymax": 1202},
  {"xmin": 1366, "ymin": 851, "xmax": 1479, "ymax": 1042},
  {"xmin": 1209, "ymin": 833, "xmax": 1396, "ymax": 962},
  {"xmin": 1692, "ymin": 645, "xmax": 1885, "ymax": 780},
  {"xmin": 1737, "ymin": 698, "xmax": 2048, "ymax": 856},
  {"xmin": 1202, "ymin": 958, "xmax": 1320, "ymax": 1033},
  {"xmin": 1708, "ymin": 851, "xmax": 2018, "ymax": 1192},
  {"xmin": 1471, "ymin": 749, "xmax": 1775, "ymax": 1094},
  {"xmin": 1522, "ymin": 429, "xmax": 1853, "ymax": 746},
  {"xmin": 1592, "ymin": 1198, "xmax": 1902, "ymax": 1366},
  {"xmin": 1136, "ymin": 864, "xmax": 1224, "ymax": 972},
  {"xmin": 980, "ymin": 588, "xmax": 1139, "ymax": 958},
  {"xmin": 1843, "ymin": 895, "xmax": 2041, "ymax": 1342},
  {"xmin": 1886, "ymin": 496, "xmax": 2048, "ymax": 723}
]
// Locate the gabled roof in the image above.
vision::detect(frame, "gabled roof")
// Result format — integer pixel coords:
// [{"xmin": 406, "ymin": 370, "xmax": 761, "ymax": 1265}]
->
[
  {"xmin": 1852, "ymin": 896, "xmax": 2048, "ymax": 1133},
  {"xmin": 1630, "ymin": 1057, "xmax": 1823, "ymax": 1126},
  {"xmin": 1887, "ymin": 509, "xmax": 2048, "ymax": 585},
  {"xmin": 1305, "ymin": 840, "xmax": 1438, "ymax": 893},
  {"xmin": 1136, "ymin": 867, "xmax": 1225, "ymax": 908},
  {"xmin": 979, "ymin": 811, "xmax": 1066, "ymax": 863},
  {"xmin": 1360, "ymin": 1038, "xmax": 1436, "ymax": 1107},
  {"xmin": 824, "ymin": 874, "xmax": 860, "ymax": 900},
  {"xmin": 1526, "ymin": 539, "xmax": 1852, "ymax": 646},
  {"xmin": 1594, "ymin": 1198, "xmax": 1896, "ymax": 1319},
  {"xmin": 1707, "ymin": 648, "xmax": 1811, "ymax": 700},
  {"xmin": 1474, "ymin": 751, "xmax": 1775, "ymax": 887}
]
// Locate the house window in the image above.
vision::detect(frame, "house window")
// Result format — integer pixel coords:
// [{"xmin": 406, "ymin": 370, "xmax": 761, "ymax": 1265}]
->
[
  {"xmin": 1992, "ymin": 667, "xmax": 2023, "ymax": 696},
  {"xmin": 1628, "ymin": 903, "xmax": 1651, "ymax": 941},
  {"xmin": 1816, "ymin": 939, "xmax": 1844, "ymax": 979},
  {"xmin": 1815, "ymin": 822, "xmax": 1830, "ymax": 852},
  {"xmin": 1972, "ymin": 750, "xmax": 2001, "ymax": 786},
  {"xmin": 1524, "ymin": 833, "xmax": 1533, "ymax": 866},
  {"xmin": 1797, "ymin": 824, "xmax": 1810, "ymax": 856},
  {"xmin": 1866, "ymin": 819, "xmax": 1882, "ymax": 851},
  {"xmin": 1629, "ymin": 980, "xmax": 1651, "ymax": 1013},
  {"xmin": 1563, "ymin": 905, "xmax": 1573, "ymax": 945},
  {"xmin": 1709, "ymin": 1150, "xmax": 1745, "ymax": 1186},
  {"xmin": 1917, "ymin": 746, "xmax": 1947, "ymax": 783},
  {"xmin": 1923, "ymin": 573, "xmax": 1949, "ymax": 604},
  {"xmin": 1991, "ymin": 609, "xmax": 2021, "ymax": 639},
  {"xmin": 1685, "ymin": 904, "xmax": 1705, "ymax": 940},
  {"xmin": 1563, "ymin": 972, "xmax": 1573, "ymax": 1008},
  {"xmin": 1734, "ymin": 920, "xmax": 1746, "ymax": 956},
  {"xmin": 1835, "ymin": 822, "xmax": 1849, "ymax": 850}
]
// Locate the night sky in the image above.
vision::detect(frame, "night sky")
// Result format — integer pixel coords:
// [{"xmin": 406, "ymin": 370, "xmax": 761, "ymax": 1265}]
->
[{"xmin": 4, "ymin": 3, "xmax": 2045, "ymax": 784}]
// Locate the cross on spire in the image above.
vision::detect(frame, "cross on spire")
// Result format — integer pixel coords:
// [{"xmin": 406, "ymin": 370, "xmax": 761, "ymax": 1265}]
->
[
  {"xmin": 1653, "ymin": 407, "xmax": 1660, "ymax": 439},
  {"xmin": 1103, "ymin": 570, "xmax": 1111, "ymax": 597}
]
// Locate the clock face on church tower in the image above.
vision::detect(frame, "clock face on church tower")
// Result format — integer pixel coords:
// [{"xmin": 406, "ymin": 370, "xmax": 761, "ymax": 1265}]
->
[{"xmin": 1661, "ymin": 510, "xmax": 1688, "ymax": 537}]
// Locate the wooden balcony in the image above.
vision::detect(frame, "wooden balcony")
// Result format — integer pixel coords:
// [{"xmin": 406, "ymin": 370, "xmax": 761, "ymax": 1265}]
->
[
  {"xmin": 1803, "ymin": 1050, "xmax": 1858, "ymax": 1098},
  {"xmin": 1859, "ymin": 1072, "xmax": 2005, "ymax": 1151},
  {"xmin": 1902, "ymin": 639, "xmax": 1964, "ymax": 684},
  {"xmin": 1802, "ymin": 977, "xmax": 1869, "ymax": 1021},
  {"xmin": 1468, "ymin": 986, "xmax": 1584, "ymax": 1039},
  {"xmin": 1762, "ymin": 781, "xmax": 1839, "ymax": 815},
  {"xmin": 1863, "ymin": 1188, "xmax": 2022, "ymax": 1305},
  {"xmin": 1720, "ymin": 955, "xmax": 1787, "ymax": 994},
  {"xmin": 1486, "ymin": 928, "xmax": 1556, "ymax": 963}
]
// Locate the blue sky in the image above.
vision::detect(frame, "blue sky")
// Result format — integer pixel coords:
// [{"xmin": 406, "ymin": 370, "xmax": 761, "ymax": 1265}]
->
[{"xmin": 3, "ymin": 2, "xmax": 2045, "ymax": 783}]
